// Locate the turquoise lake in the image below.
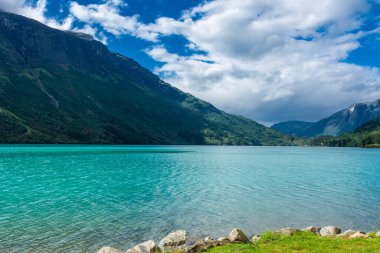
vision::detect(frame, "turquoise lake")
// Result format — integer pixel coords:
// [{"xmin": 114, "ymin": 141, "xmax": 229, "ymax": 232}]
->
[{"xmin": 0, "ymin": 145, "xmax": 380, "ymax": 252}]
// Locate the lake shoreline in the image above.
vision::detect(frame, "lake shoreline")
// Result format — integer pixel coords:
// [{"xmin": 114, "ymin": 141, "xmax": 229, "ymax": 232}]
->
[{"xmin": 98, "ymin": 226, "xmax": 380, "ymax": 253}]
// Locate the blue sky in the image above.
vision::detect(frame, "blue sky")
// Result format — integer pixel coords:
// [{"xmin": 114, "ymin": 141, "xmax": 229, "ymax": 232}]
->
[
  {"xmin": 42, "ymin": 0, "xmax": 203, "ymax": 70},
  {"xmin": 1, "ymin": 0, "xmax": 380, "ymax": 124}
]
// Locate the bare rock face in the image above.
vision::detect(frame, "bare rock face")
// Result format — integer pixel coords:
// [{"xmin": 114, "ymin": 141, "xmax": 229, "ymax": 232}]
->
[
  {"xmin": 228, "ymin": 228, "xmax": 250, "ymax": 243},
  {"xmin": 337, "ymin": 230, "xmax": 356, "ymax": 238},
  {"xmin": 126, "ymin": 240, "xmax": 157, "ymax": 253},
  {"xmin": 97, "ymin": 246, "xmax": 125, "ymax": 253},
  {"xmin": 302, "ymin": 226, "xmax": 321, "ymax": 235},
  {"xmin": 277, "ymin": 227, "xmax": 300, "ymax": 236},
  {"xmin": 320, "ymin": 226, "xmax": 341, "ymax": 237},
  {"xmin": 158, "ymin": 230, "xmax": 187, "ymax": 252},
  {"xmin": 349, "ymin": 232, "xmax": 368, "ymax": 239}
]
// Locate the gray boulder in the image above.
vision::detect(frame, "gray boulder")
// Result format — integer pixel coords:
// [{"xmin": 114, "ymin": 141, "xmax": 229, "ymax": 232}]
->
[
  {"xmin": 97, "ymin": 246, "xmax": 125, "ymax": 253},
  {"xmin": 126, "ymin": 240, "xmax": 157, "ymax": 253},
  {"xmin": 320, "ymin": 226, "xmax": 341, "ymax": 236},
  {"xmin": 228, "ymin": 228, "xmax": 250, "ymax": 243},
  {"xmin": 302, "ymin": 226, "xmax": 321, "ymax": 235},
  {"xmin": 376, "ymin": 231, "xmax": 380, "ymax": 237},
  {"xmin": 158, "ymin": 230, "xmax": 187, "ymax": 252},
  {"xmin": 277, "ymin": 227, "xmax": 300, "ymax": 236}
]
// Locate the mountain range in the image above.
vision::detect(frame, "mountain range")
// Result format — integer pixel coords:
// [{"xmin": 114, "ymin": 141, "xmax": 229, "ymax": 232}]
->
[
  {"xmin": 326, "ymin": 117, "xmax": 380, "ymax": 148},
  {"xmin": 272, "ymin": 98, "xmax": 380, "ymax": 137},
  {"xmin": 0, "ymin": 11, "xmax": 294, "ymax": 145}
]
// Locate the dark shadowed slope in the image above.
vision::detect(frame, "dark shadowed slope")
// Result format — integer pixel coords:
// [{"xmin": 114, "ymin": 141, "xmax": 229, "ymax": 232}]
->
[
  {"xmin": 271, "ymin": 121, "xmax": 313, "ymax": 137},
  {"xmin": 0, "ymin": 11, "xmax": 292, "ymax": 145}
]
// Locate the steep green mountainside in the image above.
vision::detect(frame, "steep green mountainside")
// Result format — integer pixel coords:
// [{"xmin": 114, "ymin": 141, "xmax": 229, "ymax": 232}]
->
[
  {"xmin": 272, "ymin": 99, "xmax": 380, "ymax": 137},
  {"xmin": 271, "ymin": 121, "xmax": 313, "ymax": 136},
  {"xmin": 326, "ymin": 117, "xmax": 380, "ymax": 148},
  {"xmin": 0, "ymin": 11, "xmax": 293, "ymax": 145}
]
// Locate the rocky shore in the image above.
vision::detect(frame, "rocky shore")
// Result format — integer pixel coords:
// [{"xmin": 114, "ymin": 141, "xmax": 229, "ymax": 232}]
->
[{"xmin": 97, "ymin": 226, "xmax": 380, "ymax": 253}]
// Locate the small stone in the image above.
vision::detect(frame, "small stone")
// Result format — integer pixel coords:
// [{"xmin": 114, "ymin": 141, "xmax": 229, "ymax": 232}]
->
[
  {"xmin": 337, "ymin": 230, "xmax": 356, "ymax": 238},
  {"xmin": 320, "ymin": 226, "xmax": 341, "ymax": 237},
  {"xmin": 158, "ymin": 230, "xmax": 187, "ymax": 252},
  {"xmin": 97, "ymin": 246, "xmax": 125, "ymax": 253},
  {"xmin": 349, "ymin": 232, "xmax": 368, "ymax": 239},
  {"xmin": 251, "ymin": 235, "xmax": 261, "ymax": 244},
  {"xmin": 204, "ymin": 236, "xmax": 212, "ymax": 241},
  {"xmin": 186, "ymin": 236, "xmax": 230, "ymax": 253},
  {"xmin": 302, "ymin": 226, "xmax": 321, "ymax": 235},
  {"xmin": 126, "ymin": 240, "xmax": 157, "ymax": 253},
  {"xmin": 186, "ymin": 239, "xmax": 222, "ymax": 253},
  {"xmin": 228, "ymin": 228, "xmax": 250, "ymax": 243},
  {"xmin": 277, "ymin": 227, "xmax": 300, "ymax": 236},
  {"xmin": 216, "ymin": 237, "xmax": 228, "ymax": 242}
]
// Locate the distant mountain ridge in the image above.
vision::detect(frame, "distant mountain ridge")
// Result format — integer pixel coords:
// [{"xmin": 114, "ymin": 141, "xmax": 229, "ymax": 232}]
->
[
  {"xmin": 0, "ymin": 11, "xmax": 292, "ymax": 145},
  {"xmin": 326, "ymin": 117, "xmax": 380, "ymax": 148},
  {"xmin": 272, "ymin": 98, "xmax": 380, "ymax": 137}
]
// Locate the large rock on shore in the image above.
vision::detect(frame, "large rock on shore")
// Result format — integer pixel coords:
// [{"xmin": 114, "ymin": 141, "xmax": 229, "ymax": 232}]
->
[
  {"xmin": 302, "ymin": 226, "xmax": 321, "ymax": 235},
  {"xmin": 97, "ymin": 246, "xmax": 125, "ymax": 253},
  {"xmin": 126, "ymin": 240, "xmax": 157, "ymax": 253},
  {"xmin": 320, "ymin": 226, "xmax": 341, "ymax": 236},
  {"xmin": 158, "ymin": 230, "xmax": 187, "ymax": 252},
  {"xmin": 376, "ymin": 231, "xmax": 380, "ymax": 237},
  {"xmin": 228, "ymin": 228, "xmax": 250, "ymax": 243},
  {"xmin": 277, "ymin": 228, "xmax": 300, "ymax": 236}
]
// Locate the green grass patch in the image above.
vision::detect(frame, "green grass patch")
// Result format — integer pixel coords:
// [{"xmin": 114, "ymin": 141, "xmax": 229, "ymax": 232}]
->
[{"xmin": 205, "ymin": 232, "xmax": 380, "ymax": 253}]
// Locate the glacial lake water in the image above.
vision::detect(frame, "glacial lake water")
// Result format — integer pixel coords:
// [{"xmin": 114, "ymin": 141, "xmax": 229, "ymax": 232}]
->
[{"xmin": 0, "ymin": 145, "xmax": 380, "ymax": 252}]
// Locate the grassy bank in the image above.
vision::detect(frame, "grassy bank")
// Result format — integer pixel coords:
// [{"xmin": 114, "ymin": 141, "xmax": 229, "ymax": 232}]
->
[{"xmin": 205, "ymin": 232, "xmax": 380, "ymax": 253}]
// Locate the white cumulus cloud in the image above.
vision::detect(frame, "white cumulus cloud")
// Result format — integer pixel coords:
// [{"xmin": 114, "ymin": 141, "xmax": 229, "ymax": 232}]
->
[
  {"xmin": 69, "ymin": 0, "xmax": 160, "ymax": 41},
  {"xmin": 0, "ymin": 0, "xmax": 73, "ymax": 30},
  {"xmin": 0, "ymin": 0, "xmax": 24, "ymax": 12},
  {"xmin": 144, "ymin": 0, "xmax": 380, "ymax": 123}
]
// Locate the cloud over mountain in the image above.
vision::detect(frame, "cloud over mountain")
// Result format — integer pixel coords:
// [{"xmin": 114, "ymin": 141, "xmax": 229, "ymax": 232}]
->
[
  {"xmin": 144, "ymin": 0, "xmax": 380, "ymax": 123},
  {"xmin": 2, "ymin": 0, "xmax": 380, "ymax": 123},
  {"xmin": 0, "ymin": 0, "xmax": 73, "ymax": 29}
]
